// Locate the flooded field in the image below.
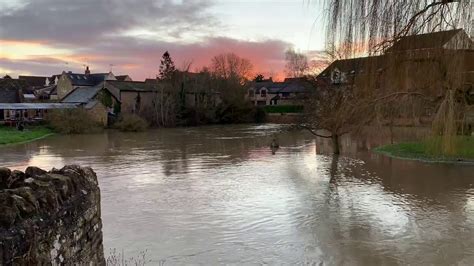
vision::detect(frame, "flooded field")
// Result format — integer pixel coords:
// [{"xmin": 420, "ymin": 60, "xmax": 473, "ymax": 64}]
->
[{"xmin": 1, "ymin": 124, "xmax": 473, "ymax": 264}]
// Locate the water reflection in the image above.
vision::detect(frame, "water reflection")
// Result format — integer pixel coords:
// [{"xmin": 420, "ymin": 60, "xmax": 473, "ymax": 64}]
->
[{"xmin": 0, "ymin": 124, "xmax": 473, "ymax": 264}]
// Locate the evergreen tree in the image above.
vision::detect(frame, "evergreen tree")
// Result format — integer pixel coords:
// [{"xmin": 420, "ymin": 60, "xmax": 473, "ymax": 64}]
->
[{"xmin": 158, "ymin": 51, "xmax": 176, "ymax": 80}]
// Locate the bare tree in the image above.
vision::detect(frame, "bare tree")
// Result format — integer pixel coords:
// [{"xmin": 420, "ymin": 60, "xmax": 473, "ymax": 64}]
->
[
  {"xmin": 310, "ymin": 0, "xmax": 473, "ymax": 155},
  {"xmin": 285, "ymin": 48, "xmax": 309, "ymax": 77},
  {"xmin": 211, "ymin": 53, "xmax": 253, "ymax": 84}
]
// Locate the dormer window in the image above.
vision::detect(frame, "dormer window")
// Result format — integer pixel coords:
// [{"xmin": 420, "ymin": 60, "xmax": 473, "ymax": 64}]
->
[{"xmin": 331, "ymin": 68, "xmax": 342, "ymax": 84}]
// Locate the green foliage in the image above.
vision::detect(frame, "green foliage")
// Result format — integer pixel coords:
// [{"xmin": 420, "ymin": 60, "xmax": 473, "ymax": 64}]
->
[
  {"xmin": 98, "ymin": 90, "xmax": 113, "ymax": 108},
  {"xmin": 179, "ymin": 107, "xmax": 217, "ymax": 126},
  {"xmin": 0, "ymin": 126, "xmax": 53, "ymax": 145},
  {"xmin": 264, "ymin": 105, "xmax": 304, "ymax": 113},
  {"xmin": 113, "ymin": 102, "xmax": 121, "ymax": 114},
  {"xmin": 215, "ymin": 102, "xmax": 255, "ymax": 124},
  {"xmin": 48, "ymin": 109, "xmax": 103, "ymax": 134},
  {"xmin": 374, "ymin": 136, "xmax": 474, "ymax": 161},
  {"xmin": 115, "ymin": 114, "xmax": 148, "ymax": 132}
]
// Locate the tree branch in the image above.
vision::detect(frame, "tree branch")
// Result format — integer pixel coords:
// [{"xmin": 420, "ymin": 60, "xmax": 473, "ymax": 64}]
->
[{"xmin": 299, "ymin": 125, "xmax": 333, "ymax": 138}]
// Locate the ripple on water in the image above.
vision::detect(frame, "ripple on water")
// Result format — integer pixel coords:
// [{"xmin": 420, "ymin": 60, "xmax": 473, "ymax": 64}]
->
[{"xmin": 1, "ymin": 124, "xmax": 474, "ymax": 264}]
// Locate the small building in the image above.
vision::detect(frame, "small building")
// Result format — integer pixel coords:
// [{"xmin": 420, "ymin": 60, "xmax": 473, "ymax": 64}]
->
[
  {"xmin": 104, "ymin": 80, "xmax": 157, "ymax": 115},
  {"xmin": 0, "ymin": 103, "xmax": 78, "ymax": 125},
  {"xmin": 61, "ymin": 83, "xmax": 120, "ymax": 126}
]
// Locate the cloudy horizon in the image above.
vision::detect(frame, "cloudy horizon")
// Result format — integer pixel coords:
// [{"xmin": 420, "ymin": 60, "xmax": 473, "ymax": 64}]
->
[{"xmin": 0, "ymin": 0, "xmax": 326, "ymax": 81}]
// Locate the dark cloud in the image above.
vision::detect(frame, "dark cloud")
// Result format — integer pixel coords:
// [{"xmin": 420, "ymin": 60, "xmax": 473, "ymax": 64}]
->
[
  {"xmin": 0, "ymin": 0, "xmax": 293, "ymax": 80},
  {"xmin": 1, "ymin": 36, "xmax": 291, "ymax": 80},
  {"xmin": 0, "ymin": 0, "xmax": 217, "ymax": 44},
  {"xmin": 79, "ymin": 36, "xmax": 291, "ymax": 80},
  {"xmin": 0, "ymin": 57, "xmax": 83, "ymax": 76}
]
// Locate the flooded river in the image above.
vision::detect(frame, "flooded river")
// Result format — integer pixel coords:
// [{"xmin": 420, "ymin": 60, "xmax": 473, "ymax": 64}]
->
[{"xmin": 1, "ymin": 124, "xmax": 473, "ymax": 264}]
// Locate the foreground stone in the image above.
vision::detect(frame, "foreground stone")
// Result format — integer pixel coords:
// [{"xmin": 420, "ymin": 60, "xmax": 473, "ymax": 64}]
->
[{"xmin": 0, "ymin": 165, "xmax": 105, "ymax": 265}]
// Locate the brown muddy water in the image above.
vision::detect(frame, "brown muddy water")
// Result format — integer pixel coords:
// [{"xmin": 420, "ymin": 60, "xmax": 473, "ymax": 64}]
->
[{"xmin": 1, "ymin": 124, "xmax": 473, "ymax": 265}]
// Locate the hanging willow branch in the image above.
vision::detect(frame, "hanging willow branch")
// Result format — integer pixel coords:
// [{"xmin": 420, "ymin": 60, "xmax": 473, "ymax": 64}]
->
[{"xmin": 320, "ymin": 0, "xmax": 472, "ymax": 57}]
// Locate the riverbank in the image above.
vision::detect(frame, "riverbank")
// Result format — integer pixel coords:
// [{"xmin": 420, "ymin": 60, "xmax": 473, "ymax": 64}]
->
[
  {"xmin": 0, "ymin": 126, "xmax": 54, "ymax": 146},
  {"xmin": 374, "ymin": 136, "xmax": 474, "ymax": 163}
]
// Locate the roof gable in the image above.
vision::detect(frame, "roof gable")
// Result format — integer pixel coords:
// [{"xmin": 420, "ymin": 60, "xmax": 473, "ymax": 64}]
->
[
  {"xmin": 62, "ymin": 85, "xmax": 103, "ymax": 104},
  {"xmin": 386, "ymin": 29, "xmax": 465, "ymax": 52},
  {"xmin": 18, "ymin": 75, "xmax": 49, "ymax": 87},
  {"xmin": 0, "ymin": 79, "xmax": 27, "ymax": 103}
]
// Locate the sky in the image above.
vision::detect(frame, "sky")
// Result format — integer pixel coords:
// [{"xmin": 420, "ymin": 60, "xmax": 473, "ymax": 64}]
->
[{"xmin": 0, "ymin": 0, "xmax": 326, "ymax": 81}]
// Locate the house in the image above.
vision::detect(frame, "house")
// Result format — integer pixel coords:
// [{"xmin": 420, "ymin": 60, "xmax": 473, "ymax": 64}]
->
[
  {"xmin": 56, "ymin": 67, "xmax": 117, "ymax": 99},
  {"xmin": 318, "ymin": 29, "xmax": 473, "ymax": 86},
  {"xmin": 0, "ymin": 78, "xmax": 78, "ymax": 124},
  {"xmin": 386, "ymin": 29, "xmax": 473, "ymax": 53},
  {"xmin": 104, "ymin": 80, "xmax": 157, "ymax": 115},
  {"xmin": 316, "ymin": 28, "xmax": 474, "ymax": 126},
  {"xmin": 61, "ymin": 83, "xmax": 120, "ymax": 126},
  {"xmin": 18, "ymin": 74, "xmax": 61, "ymax": 100},
  {"xmin": 247, "ymin": 77, "xmax": 312, "ymax": 106}
]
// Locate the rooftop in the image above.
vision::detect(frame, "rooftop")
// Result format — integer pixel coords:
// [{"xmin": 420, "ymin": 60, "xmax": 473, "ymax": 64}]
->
[{"xmin": 386, "ymin": 29, "xmax": 471, "ymax": 52}]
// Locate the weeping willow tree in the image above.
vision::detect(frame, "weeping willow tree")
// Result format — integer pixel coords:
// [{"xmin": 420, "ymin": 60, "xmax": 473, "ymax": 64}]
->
[{"xmin": 315, "ymin": 0, "xmax": 473, "ymax": 155}]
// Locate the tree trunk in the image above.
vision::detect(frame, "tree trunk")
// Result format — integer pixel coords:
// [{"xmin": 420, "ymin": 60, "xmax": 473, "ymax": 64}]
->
[
  {"xmin": 332, "ymin": 134, "xmax": 340, "ymax": 154},
  {"xmin": 160, "ymin": 87, "xmax": 165, "ymax": 126}
]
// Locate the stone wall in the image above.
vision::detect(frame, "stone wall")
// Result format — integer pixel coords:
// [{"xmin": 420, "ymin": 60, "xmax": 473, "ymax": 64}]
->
[{"xmin": 0, "ymin": 165, "xmax": 105, "ymax": 265}]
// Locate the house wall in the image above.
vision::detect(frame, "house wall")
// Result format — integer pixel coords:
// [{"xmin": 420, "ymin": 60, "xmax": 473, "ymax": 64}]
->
[
  {"xmin": 86, "ymin": 102, "xmax": 108, "ymax": 126},
  {"xmin": 56, "ymin": 75, "xmax": 74, "ymax": 100},
  {"xmin": 248, "ymin": 90, "xmax": 270, "ymax": 105},
  {"xmin": 120, "ymin": 91, "xmax": 156, "ymax": 115}
]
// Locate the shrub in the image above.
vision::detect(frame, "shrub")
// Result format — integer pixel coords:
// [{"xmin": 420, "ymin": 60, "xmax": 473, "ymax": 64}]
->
[
  {"xmin": 47, "ymin": 109, "xmax": 103, "ymax": 134},
  {"xmin": 254, "ymin": 106, "xmax": 267, "ymax": 123},
  {"xmin": 115, "ymin": 114, "xmax": 148, "ymax": 132},
  {"xmin": 263, "ymin": 105, "xmax": 304, "ymax": 113}
]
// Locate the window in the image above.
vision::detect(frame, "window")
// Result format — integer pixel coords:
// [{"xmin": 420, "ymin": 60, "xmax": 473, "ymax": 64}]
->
[
  {"xmin": 260, "ymin": 89, "xmax": 267, "ymax": 97},
  {"xmin": 282, "ymin": 92, "xmax": 290, "ymax": 97},
  {"xmin": 332, "ymin": 69, "xmax": 342, "ymax": 84}
]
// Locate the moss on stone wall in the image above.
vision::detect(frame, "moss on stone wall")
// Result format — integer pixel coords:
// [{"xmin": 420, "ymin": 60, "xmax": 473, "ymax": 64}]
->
[{"xmin": 0, "ymin": 165, "xmax": 105, "ymax": 265}]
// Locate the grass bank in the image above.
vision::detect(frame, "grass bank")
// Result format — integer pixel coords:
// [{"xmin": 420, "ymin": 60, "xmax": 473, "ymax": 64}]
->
[
  {"xmin": 0, "ymin": 126, "xmax": 54, "ymax": 146},
  {"xmin": 374, "ymin": 136, "xmax": 474, "ymax": 163}
]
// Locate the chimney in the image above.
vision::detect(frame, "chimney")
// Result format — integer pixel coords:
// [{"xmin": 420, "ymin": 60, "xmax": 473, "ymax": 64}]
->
[{"xmin": 85, "ymin": 66, "xmax": 90, "ymax": 76}]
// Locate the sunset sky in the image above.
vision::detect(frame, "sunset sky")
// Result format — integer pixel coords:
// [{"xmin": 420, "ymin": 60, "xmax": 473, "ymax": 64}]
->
[{"xmin": 0, "ymin": 0, "xmax": 326, "ymax": 81}]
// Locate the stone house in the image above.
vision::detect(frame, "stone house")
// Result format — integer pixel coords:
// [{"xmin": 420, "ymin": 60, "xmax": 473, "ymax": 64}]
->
[
  {"xmin": 316, "ymin": 28, "xmax": 474, "ymax": 126},
  {"xmin": 56, "ymin": 69, "xmax": 117, "ymax": 99},
  {"xmin": 61, "ymin": 83, "xmax": 120, "ymax": 126},
  {"xmin": 104, "ymin": 80, "xmax": 157, "ymax": 115},
  {"xmin": 19, "ymin": 74, "xmax": 60, "ymax": 100}
]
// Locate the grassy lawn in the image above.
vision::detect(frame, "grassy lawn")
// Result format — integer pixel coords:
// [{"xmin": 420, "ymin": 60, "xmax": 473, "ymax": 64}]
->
[
  {"xmin": 374, "ymin": 136, "xmax": 474, "ymax": 162},
  {"xmin": 0, "ymin": 126, "xmax": 54, "ymax": 146}
]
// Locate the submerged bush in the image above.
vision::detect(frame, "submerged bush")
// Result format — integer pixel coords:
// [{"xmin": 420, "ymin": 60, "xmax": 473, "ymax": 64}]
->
[
  {"xmin": 47, "ymin": 109, "xmax": 103, "ymax": 134},
  {"xmin": 115, "ymin": 114, "xmax": 148, "ymax": 132}
]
